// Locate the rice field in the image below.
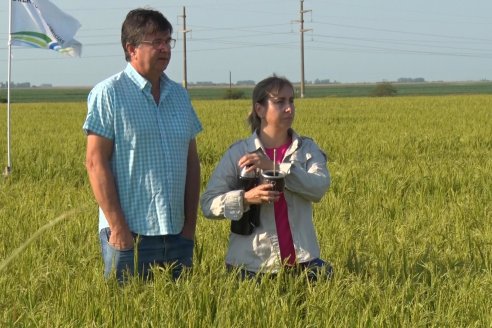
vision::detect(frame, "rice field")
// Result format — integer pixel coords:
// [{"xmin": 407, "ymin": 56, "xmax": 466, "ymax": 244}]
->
[{"xmin": 0, "ymin": 94, "xmax": 491, "ymax": 327}]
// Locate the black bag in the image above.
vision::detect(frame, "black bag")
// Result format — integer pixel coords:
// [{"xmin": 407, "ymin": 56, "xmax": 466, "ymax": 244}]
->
[{"xmin": 230, "ymin": 174, "xmax": 260, "ymax": 235}]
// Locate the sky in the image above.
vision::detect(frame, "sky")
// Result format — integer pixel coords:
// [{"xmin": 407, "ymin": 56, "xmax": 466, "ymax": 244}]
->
[{"xmin": 0, "ymin": 0, "xmax": 491, "ymax": 87}]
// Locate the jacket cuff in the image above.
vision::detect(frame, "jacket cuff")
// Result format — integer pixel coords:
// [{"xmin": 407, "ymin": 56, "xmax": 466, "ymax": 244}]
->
[{"xmin": 224, "ymin": 189, "xmax": 244, "ymax": 221}]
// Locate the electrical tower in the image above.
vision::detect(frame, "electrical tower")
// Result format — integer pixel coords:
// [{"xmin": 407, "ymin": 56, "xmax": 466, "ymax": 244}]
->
[
  {"xmin": 298, "ymin": 0, "xmax": 312, "ymax": 98},
  {"xmin": 180, "ymin": 7, "xmax": 192, "ymax": 89}
]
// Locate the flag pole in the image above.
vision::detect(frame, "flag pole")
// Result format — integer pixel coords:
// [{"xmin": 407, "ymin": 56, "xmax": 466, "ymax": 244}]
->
[{"xmin": 4, "ymin": 0, "xmax": 13, "ymax": 176}]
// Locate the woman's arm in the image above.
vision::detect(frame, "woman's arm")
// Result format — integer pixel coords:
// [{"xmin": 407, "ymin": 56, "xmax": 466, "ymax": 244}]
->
[
  {"xmin": 282, "ymin": 140, "xmax": 331, "ymax": 202},
  {"xmin": 200, "ymin": 149, "xmax": 245, "ymax": 221}
]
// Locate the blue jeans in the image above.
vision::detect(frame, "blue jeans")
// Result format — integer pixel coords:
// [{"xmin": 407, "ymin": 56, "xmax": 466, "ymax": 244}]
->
[
  {"xmin": 227, "ymin": 258, "xmax": 334, "ymax": 281},
  {"xmin": 99, "ymin": 227, "xmax": 194, "ymax": 282}
]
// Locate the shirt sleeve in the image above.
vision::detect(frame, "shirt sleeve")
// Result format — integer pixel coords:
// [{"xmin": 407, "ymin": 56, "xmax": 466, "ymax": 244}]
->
[
  {"xmin": 83, "ymin": 84, "xmax": 115, "ymax": 140},
  {"xmin": 172, "ymin": 82, "xmax": 202, "ymax": 140},
  {"xmin": 188, "ymin": 105, "xmax": 203, "ymax": 139}
]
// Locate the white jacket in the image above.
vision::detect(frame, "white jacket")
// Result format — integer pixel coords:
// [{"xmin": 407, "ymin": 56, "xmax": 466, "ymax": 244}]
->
[{"xmin": 200, "ymin": 130, "xmax": 330, "ymax": 273}]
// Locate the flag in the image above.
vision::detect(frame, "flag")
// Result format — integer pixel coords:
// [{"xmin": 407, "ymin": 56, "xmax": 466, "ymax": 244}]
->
[{"xmin": 10, "ymin": 0, "xmax": 82, "ymax": 57}]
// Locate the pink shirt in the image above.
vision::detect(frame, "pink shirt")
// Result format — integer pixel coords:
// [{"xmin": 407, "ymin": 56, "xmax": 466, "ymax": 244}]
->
[{"xmin": 265, "ymin": 140, "xmax": 296, "ymax": 266}]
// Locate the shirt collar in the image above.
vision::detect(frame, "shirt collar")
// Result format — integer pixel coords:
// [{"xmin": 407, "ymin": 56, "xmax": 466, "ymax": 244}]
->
[
  {"xmin": 124, "ymin": 63, "xmax": 170, "ymax": 94},
  {"xmin": 124, "ymin": 63, "xmax": 149, "ymax": 90}
]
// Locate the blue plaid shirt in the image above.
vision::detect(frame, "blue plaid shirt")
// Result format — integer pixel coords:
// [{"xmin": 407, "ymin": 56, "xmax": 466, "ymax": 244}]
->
[{"xmin": 83, "ymin": 64, "xmax": 202, "ymax": 235}]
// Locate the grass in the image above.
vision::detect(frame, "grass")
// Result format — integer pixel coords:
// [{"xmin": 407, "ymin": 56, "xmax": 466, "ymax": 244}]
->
[{"xmin": 0, "ymin": 95, "xmax": 491, "ymax": 326}]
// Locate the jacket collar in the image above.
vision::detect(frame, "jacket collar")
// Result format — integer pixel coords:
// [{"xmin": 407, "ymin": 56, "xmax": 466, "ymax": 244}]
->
[{"xmin": 246, "ymin": 129, "xmax": 302, "ymax": 157}]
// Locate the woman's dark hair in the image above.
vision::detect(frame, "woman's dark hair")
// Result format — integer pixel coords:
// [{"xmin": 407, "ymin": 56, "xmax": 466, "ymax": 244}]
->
[
  {"xmin": 247, "ymin": 75, "xmax": 294, "ymax": 133},
  {"xmin": 121, "ymin": 8, "xmax": 173, "ymax": 61}
]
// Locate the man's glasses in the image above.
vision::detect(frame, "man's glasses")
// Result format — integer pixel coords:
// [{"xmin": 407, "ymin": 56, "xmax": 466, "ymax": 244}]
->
[{"xmin": 140, "ymin": 38, "xmax": 176, "ymax": 49}]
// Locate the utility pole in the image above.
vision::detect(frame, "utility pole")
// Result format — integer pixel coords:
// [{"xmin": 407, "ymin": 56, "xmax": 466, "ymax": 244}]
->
[
  {"xmin": 298, "ymin": 0, "xmax": 311, "ymax": 98},
  {"xmin": 180, "ymin": 6, "xmax": 191, "ymax": 89}
]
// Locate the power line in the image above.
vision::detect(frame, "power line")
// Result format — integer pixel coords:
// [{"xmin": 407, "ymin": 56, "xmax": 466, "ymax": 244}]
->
[{"xmin": 312, "ymin": 21, "xmax": 492, "ymax": 43}]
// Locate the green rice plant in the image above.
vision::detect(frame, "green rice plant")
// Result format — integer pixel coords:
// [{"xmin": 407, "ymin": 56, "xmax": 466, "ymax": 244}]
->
[{"xmin": 0, "ymin": 95, "xmax": 490, "ymax": 327}]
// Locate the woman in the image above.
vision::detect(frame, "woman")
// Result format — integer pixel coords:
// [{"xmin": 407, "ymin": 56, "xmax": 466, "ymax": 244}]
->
[{"xmin": 200, "ymin": 76, "xmax": 332, "ymax": 280}]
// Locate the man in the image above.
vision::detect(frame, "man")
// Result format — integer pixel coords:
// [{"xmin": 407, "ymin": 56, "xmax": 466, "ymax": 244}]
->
[{"xmin": 83, "ymin": 8, "xmax": 202, "ymax": 282}]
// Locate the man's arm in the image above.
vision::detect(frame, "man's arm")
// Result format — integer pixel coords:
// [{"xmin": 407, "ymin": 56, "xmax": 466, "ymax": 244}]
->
[
  {"xmin": 181, "ymin": 139, "xmax": 200, "ymax": 240},
  {"xmin": 85, "ymin": 133, "xmax": 133, "ymax": 250}
]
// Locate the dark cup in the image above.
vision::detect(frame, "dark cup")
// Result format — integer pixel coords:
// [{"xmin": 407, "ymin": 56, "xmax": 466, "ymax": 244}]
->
[{"xmin": 261, "ymin": 170, "xmax": 285, "ymax": 192}]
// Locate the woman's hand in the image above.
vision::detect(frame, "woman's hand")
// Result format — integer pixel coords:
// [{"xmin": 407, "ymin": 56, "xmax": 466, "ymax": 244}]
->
[
  {"xmin": 238, "ymin": 152, "xmax": 274, "ymax": 173},
  {"xmin": 244, "ymin": 183, "xmax": 280, "ymax": 205}
]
